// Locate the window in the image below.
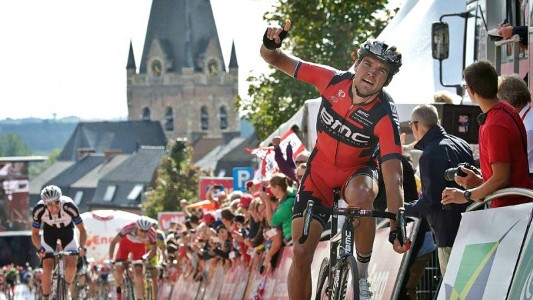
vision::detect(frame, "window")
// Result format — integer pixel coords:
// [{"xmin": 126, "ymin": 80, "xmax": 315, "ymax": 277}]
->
[
  {"xmin": 219, "ymin": 106, "xmax": 228, "ymax": 130},
  {"xmin": 165, "ymin": 107, "xmax": 174, "ymax": 131},
  {"xmin": 74, "ymin": 191, "xmax": 83, "ymax": 205},
  {"xmin": 142, "ymin": 107, "xmax": 151, "ymax": 121},
  {"xmin": 207, "ymin": 58, "xmax": 219, "ymax": 75},
  {"xmin": 201, "ymin": 106, "xmax": 209, "ymax": 130},
  {"xmin": 103, "ymin": 185, "xmax": 116, "ymax": 202},
  {"xmin": 127, "ymin": 184, "xmax": 144, "ymax": 201}
]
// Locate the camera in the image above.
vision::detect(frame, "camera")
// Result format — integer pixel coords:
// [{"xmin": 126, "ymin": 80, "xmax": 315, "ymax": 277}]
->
[{"xmin": 444, "ymin": 162, "xmax": 478, "ymax": 181}]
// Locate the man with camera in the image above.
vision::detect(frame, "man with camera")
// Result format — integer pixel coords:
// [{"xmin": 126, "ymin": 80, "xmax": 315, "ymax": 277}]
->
[
  {"xmin": 405, "ymin": 104, "xmax": 475, "ymax": 276},
  {"xmin": 442, "ymin": 60, "xmax": 532, "ymax": 208}
]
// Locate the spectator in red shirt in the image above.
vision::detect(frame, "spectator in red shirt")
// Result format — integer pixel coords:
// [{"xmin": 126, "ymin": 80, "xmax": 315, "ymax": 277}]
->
[{"xmin": 442, "ymin": 60, "xmax": 532, "ymax": 208}]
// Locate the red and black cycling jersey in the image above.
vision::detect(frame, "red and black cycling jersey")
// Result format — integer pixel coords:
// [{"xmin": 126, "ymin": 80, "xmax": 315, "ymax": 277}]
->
[{"xmin": 294, "ymin": 61, "xmax": 402, "ymax": 166}]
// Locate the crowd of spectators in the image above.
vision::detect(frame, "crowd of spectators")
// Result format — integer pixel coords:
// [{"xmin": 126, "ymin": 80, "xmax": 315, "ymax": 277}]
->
[{"xmin": 164, "ymin": 171, "xmax": 303, "ymax": 284}]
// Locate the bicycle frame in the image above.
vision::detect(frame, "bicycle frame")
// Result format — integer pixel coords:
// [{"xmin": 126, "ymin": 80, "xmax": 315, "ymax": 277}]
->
[
  {"xmin": 113, "ymin": 260, "xmax": 141, "ymax": 300},
  {"xmin": 51, "ymin": 250, "xmax": 78, "ymax": 300},
  {"xmin": 300, "ymin": 188, "xmax": 408, "ymax": 300}
]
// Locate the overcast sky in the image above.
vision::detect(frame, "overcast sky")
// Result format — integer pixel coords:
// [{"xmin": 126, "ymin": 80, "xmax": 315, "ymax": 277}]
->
[{"xmin": 0, "ymin": 0, "xmax": 275, "ymax": 120}]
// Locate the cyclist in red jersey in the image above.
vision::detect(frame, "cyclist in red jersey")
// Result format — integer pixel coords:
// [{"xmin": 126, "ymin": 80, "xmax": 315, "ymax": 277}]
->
[
  {"xmin": 109, "ymin": 217, "xmax": 157, "ymax": 300},
  {"xmin": 261, "ymin": 20, "xmax": 410, "ymax": 300}
]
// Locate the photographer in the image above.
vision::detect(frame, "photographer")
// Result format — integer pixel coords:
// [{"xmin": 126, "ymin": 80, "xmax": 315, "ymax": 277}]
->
[
  {"xmin": 442, "ymin": 61, "xmax": 532, "ymax": 208},
  {"xmin": 405, "ymin": 104, "xmax": 475, "ymax": 276}
]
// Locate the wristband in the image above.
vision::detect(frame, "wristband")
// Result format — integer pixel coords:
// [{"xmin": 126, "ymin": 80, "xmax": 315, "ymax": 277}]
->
[
  {"xmin": 78, "ymin": 246, "xmax": 87, "ymax": 252},
  {"xmin": 263, "ymin": 28, "xmax": 288, "ymax": 50},
  {"xmin": 388, "ymin": 230, "xmax": 397, "ymax": 245},
  {"xmin": 38, "ymin": 246, "xmax": 46, "ymax": 253}
]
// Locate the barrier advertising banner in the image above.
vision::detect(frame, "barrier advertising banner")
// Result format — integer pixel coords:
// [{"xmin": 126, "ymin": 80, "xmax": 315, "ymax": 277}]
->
[
  {"xmin": 157, "ymin": 211, "xmax": 186, "ymax": 231},
  {"xmin": 79, "ymin": 210, "xmax": 156, "ymax": 263},
  {"xmin": 508, "ymin": 215, "xmax": 533, "ymax": 299},
  {"xmin": 438, "ymin": 203, "xmax": 533, "ymax": 299},
  {"xmin": 198, "ymin": 177, "xmax": 233, "ymax": 200}
]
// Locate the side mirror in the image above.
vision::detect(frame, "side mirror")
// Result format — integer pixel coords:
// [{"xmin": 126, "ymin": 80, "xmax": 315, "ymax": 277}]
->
[{"xmin": 432, "ymin": 22, "xmax": 450, "ymax": 60}]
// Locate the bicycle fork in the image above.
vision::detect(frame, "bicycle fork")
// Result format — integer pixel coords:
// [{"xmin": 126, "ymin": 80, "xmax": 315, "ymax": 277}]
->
[{"xmin": 332, "ymin": 214, "xmax": 355, "ymax": 299}]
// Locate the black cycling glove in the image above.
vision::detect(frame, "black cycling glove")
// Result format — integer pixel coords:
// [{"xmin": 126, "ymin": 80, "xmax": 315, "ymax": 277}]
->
[
  {"xmin": 388, "ymin": 230, "xmax": 398, "ymax": 245},
  {"xmin": 263, "ymin": 28, "xmax": 288, "ymax": 50}
]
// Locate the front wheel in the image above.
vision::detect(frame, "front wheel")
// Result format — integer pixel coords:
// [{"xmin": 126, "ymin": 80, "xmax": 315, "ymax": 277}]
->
[
  {"xmin": 315, "ymin": 257, "xmax": 331, "ymax": 300},
  {"xmin": 145, "ymin": 277, "xmax": 153, "ymax": 300},
  {"xmin": 123, "ymin": 276, "xmax": 136, "ymax": 300},
  {"xmin": 334, "ymin": 256, "xmax": 360, "ymax": 300}
]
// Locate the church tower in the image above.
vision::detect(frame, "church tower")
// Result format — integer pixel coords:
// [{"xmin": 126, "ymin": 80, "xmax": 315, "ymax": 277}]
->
[{"xmin": 126, "ymin": 0, "xmax": 240, "ymax": 144}]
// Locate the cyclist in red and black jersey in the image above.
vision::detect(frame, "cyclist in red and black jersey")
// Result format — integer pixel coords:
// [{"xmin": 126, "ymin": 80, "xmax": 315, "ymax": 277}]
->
[{"xmin": 261, "ymin": 20, "xmax": 410, "ymax": 300}]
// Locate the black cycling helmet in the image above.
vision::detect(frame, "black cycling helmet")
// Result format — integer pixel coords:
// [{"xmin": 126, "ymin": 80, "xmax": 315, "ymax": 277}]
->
[{"xmin": 357, "ymin": 40, "xmax": 402, "ymax": 86}]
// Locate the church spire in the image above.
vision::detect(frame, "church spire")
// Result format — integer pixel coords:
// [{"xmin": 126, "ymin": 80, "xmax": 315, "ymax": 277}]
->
[
  {"xmin": 126, "ymin": 40, "xmax": 136, "ymax": 70},
  {"xmin": 229, "ymin": 40, "xmax": 238, "ymax": 69}
]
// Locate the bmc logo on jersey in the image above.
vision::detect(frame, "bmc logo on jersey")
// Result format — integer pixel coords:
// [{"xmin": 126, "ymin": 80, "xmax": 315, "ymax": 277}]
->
[{"xmin": 320, "ymin": 107, "xmax": 370, "ymax": 146}]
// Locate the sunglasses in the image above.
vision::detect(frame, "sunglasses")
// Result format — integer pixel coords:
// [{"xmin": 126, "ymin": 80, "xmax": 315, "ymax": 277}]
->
[
  {"xmin": 139, "ymin": 229, "xmax": 149, "ymax": 233},
  {"xmin": 46, "ymin": 200, "xmax": 60, "ymax": 206},
  {"xmin": 295, "ymin": 160, "xmax": 307, "ymax": 165}
]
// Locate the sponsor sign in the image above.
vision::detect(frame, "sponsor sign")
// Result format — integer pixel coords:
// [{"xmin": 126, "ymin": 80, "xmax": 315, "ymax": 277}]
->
[
  {"xmin": 233, "ymin": 167, "xmax": 254, "ymax": 192},
  {"xmin": 198, "ymin": 177, "xmax": 233, "ymax": 200},
  {"xmin": 438, "ymin": 203, "xmax": 533, "ymax": 299},
  {"xmin": 157, "ymin": 211, "xmax": 186, "ymax": 231}
]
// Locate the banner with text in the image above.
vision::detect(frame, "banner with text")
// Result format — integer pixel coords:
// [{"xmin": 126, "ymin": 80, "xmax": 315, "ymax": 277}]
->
[{"xmin": 438, "ymin": 203, "xmax": 533, "ymax": 299}]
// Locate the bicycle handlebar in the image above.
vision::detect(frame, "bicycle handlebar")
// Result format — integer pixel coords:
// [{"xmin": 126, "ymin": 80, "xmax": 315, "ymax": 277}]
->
[{"xmin": 298, "ymin": 200, "xmax": 408, "ymax": 246}]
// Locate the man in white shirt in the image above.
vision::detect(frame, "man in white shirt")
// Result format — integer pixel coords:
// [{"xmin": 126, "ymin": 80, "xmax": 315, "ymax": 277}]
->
[{"xmin": 498, "ymin": 74, "xmax": 533, "ymax": 179}]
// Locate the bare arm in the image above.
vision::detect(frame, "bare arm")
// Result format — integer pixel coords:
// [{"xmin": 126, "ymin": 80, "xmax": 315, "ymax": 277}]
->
[
  {"xmin": 31, "ymin": 227, "xmax": 41, "ymax": 250},
  {"xmin": 108, "ymin": 235, "xmax": 122, "ymax": 260},
  {"xmin": 260, "ymin": 20, "xmax": 299, "ymax": 76},
  {"xmin": 381, "ymin": 158, "xmax": 404, "ymax": 229},
  {"xmin": 76, "ymin": 222, "xmax": 87, "ymax": 250},
  {"xmin": 470, "ymin": 162, "xmax": 509, "ymax": 201}
]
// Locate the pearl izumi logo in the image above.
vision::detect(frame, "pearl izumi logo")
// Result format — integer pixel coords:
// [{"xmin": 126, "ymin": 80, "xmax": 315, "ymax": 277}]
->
[{"xmin": 319, "ymin": 107, "xmax": 370, "ymax": 146}]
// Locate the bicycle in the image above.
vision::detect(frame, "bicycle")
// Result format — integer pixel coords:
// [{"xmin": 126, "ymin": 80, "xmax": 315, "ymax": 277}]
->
[
  {"xmin": 112, "ymin": 260, "xmax": 139, "ymax": 300},
  {"xmin": 299, "ymin": 188, "xmax": 410, "ymax": 300},
  {"xmin": 73, "ymin": 264, "xmax": 90, "ymax": 300},
  {"xmin": 49, "ymin": 246, "xmax": 79, "ymax": 300},
  {"xmin": 144, "ymin": 266, "xmax": 156, "ymax": 300}
]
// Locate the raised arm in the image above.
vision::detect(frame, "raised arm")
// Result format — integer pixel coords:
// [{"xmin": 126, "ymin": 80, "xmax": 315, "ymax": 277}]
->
[{"xmin": 260, "ymin": 20, "xmax": 299, "ymax": 76}]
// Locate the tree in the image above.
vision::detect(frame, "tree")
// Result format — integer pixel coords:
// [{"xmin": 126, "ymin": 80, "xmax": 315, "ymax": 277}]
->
[
  {"xmin": 142, "ymin": 139, "xmax": 211, "ymax": 219},
  {"xmin": 0, "ymin": 133, "xmax": 32, "ymax": 156},
  {"xmin": 29, "ymin": 148, "xmax": 62, "ymax": 179},
  {"xmin": 238, "ymin": 0, "xmax": 399, "ymax": 139}
]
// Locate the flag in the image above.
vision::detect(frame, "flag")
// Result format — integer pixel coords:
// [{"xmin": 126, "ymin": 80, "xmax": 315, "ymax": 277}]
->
[{"xmin": 246, "ymin": 129, "xmax": 306, "ymax": 181}]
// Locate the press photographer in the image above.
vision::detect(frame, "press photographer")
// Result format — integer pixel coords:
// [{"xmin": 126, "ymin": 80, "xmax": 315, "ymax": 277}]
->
[
  {"xmin": 441, "ymin": 60, "xmax": 532, "ymax": 208},
  {"xmin": 403, "ymin": 104, "xmax": 475, "ymax": 277}
]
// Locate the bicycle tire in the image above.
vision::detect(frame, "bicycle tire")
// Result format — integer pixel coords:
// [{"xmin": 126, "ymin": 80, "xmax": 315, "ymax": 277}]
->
[
  {"xmin": 315, "ymin": 257, "xmax": 330, "ymax": 300},
  {"xmin": 145, "ymin": 278, "xmax": 153, "ymax": 300},
  {"xmin": 124, "ymin": 276, "xmax": 136, "ymax": 300},
  {"xmin": 335, "ymin": 256, "xmax": 359, "ymax": 300},
  {"xmin": 57, "ymin": 276, "xmax": 67, "ymax": 300}
]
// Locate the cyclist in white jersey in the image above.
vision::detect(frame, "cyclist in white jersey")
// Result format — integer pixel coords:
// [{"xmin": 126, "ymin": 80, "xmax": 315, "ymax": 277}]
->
[{"xmin": 31, "ymin": 185, "xmax": 87, "ymax": 300}]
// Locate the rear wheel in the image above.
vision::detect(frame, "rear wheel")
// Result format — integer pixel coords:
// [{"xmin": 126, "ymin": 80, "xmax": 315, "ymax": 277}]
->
[
  {"xmin": 334, "ymin": 256, "xmax": 359, "ymax": 300},
  {"xmin": 315, "ymin": 257, "xmax": 331, "ymax": 300}
]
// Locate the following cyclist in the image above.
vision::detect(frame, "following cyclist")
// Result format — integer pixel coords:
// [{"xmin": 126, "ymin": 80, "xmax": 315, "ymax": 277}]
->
[
  {"xmin": 145, "ymin": 221, "xmax": 167, "ymax": 300},
  {"xmin": 109, "ymin": 216, "xmax": 157, "ymax": 300},
  {"xmin": 261, "ymin": 20, "xmax": 410, "ymax": 300},
  {"xmin": 31, "ymin": 185, "xmax": 88, "ymax": 300}
]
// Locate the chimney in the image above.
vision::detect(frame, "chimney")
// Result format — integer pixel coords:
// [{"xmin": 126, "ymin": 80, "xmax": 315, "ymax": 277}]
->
[
  {"xmin": 77, "ymin": 148, "xmax": 96, "ymax": 160},
  {"xmin": 104, "ymin": 149, "xmax": 122, "ymax": 160}
]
